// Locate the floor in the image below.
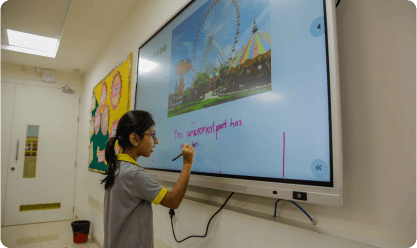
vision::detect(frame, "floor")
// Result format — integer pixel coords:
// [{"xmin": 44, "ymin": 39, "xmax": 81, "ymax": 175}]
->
[{"xmin": 1, "ymin": 220, "xmax": 100, "ymax": 248}]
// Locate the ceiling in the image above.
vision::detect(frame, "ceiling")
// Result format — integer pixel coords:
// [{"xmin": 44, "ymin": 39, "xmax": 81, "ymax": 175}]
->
[{"xmin": 1, "ymin": 0, "xmax": 141, "ymax": 74}]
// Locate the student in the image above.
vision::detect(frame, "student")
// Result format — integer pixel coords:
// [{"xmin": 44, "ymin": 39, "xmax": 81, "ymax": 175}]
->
[{"xmin": 100, "ymin": 110, "xmax": 196, "ymax": 248}]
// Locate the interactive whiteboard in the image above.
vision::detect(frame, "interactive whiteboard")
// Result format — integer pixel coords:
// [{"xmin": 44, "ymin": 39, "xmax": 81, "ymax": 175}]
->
[{"xmin": 135, "ymin": 0, "xmax": 343, "ymax": 206}]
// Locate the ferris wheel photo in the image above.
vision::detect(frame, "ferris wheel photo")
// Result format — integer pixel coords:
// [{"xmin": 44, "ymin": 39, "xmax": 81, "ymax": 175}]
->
[
  {"xmin": 168, "ymin": 0, "xmax": 272, "ymax": 118},
  {"xmin": 193, "ymin": 0, "xmax": 240, "ymax": 73}
]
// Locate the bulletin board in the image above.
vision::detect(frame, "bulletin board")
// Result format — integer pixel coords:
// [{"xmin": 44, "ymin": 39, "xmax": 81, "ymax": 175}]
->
[{"xmin": 88, "ymin": 53, "xmax": 132, "ymax": 174}]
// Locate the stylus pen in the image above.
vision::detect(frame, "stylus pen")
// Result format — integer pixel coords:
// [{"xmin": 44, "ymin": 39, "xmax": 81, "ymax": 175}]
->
[{"xmin": 172, "ymin": 143, "xmax": 197, "ymax": 161}]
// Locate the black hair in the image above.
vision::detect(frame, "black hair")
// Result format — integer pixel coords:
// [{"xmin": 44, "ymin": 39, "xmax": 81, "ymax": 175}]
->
[{"xmin": 100, "ymin": 110, "xmax": 155, "ymax": 190}]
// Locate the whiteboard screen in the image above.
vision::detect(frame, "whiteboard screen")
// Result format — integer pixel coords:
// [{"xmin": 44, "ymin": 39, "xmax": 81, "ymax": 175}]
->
[{"xmin": 136, "ymin": 0, "xmax": 334, "ymax": 188}]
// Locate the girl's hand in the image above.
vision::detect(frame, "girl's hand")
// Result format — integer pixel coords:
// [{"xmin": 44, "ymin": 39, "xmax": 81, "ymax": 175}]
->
[{"xmin": 182, "ymin": 143, "xmax": 196, "ymax": 168}]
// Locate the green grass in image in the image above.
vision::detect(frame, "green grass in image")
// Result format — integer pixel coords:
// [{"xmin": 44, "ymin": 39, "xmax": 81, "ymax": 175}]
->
[
  {"xmin": 168, "ymin": 88, "xmax": 270, "ymax": 118},
  {"xmin": 168, "ymin": 100, "xmax": 203, "ymax": 117}
]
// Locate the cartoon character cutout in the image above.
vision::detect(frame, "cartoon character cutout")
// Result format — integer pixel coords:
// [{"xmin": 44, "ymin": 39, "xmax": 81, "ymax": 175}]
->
[
  {"xmin": 101, "ymin": 81, "xmax": 108, "ymax": 108},
  {"xmin": 94, "ymin": 108, "xmax": 101, "ymax": 135},
  {"xmin": 97, "ymin": 147, "xmax": 104, "ymax": 163},
  {"xmin": 101, "ymin": 104, "xmax": 109, "ymax": 136},
  {"xmin": 110, "ymin": 71, "xmax": 122, "ymax": 110},
  {"xmin": 110, "ymin": 119, "xmax": 119, "ymax": 138}
]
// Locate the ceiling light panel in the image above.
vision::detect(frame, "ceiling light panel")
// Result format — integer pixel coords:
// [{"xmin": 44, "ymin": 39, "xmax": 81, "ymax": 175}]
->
[
  {"xmin": 1, "ymin": 0, "xmax": 72, "ymax": 58},
  {"xmin": 7, "ymin": 29, "xmax": 58, "ymax": 52}
]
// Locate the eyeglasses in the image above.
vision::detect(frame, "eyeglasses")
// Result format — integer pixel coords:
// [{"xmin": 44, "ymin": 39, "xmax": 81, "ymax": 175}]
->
[{"xmin": 141, "ymin": 132, "xmax": 157, "ymax": 139}]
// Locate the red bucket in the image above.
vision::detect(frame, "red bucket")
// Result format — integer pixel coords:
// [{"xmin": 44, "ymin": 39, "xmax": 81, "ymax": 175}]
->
[
  {"xmin": 71, "ymin": 221, "xmax": 90, "ymax": 243},
  {"xmin": 73, "ymin": 232, "xmax": 89, "ymax": 243}
]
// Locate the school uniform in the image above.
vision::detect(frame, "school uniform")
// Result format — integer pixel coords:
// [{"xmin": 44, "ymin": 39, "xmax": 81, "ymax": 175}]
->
[{"xmin": 103, "ymin": 153, "xmax": 168, "ymax": 248}]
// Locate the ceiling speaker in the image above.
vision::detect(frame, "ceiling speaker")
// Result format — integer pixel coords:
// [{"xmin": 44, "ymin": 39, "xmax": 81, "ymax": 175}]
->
[{"xmin": 42, "ymin": 69, "xmax": 56, "ymax": 83}]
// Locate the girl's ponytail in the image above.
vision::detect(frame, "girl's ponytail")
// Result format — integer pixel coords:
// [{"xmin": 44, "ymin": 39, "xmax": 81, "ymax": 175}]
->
[{"xmin": 100, "ymin": 136, "xmax": 119, "ymax": 190}]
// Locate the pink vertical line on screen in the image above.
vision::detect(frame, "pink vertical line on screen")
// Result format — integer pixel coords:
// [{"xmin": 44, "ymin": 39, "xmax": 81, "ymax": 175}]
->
[{"xmin": 283, "ymin": 132, "xmax": 285, "ymax": 177}]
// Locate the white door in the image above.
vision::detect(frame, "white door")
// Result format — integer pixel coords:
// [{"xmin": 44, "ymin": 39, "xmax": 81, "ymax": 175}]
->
[{"xmin": 3, "ymin": 84, "xmax": 80, "ymax": 226}]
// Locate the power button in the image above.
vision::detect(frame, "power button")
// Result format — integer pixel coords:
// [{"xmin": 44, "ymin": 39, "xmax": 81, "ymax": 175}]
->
[{"xmin": 293, "ymin": 191, "xmax": 307, "ymax": 201}]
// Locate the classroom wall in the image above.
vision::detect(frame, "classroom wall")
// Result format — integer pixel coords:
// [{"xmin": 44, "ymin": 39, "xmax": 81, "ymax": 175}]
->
[
  {"xmin": 76, "ymin": 0, "xmax": 416, "ymax": 247},
  {"xmin": 1, "ymin": 62, "xmax": 84, "ymax": 91}
]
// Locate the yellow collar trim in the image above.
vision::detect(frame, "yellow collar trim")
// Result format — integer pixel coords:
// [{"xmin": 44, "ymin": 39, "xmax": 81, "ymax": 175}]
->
[{"xmin": 117, "ymin": 153, "xmax": 146, "ymax": 171}]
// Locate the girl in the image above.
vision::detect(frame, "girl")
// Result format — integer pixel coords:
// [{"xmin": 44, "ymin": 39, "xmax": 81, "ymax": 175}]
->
[{"xmin": 101, "ymin": 110, "xmax": 195, "ymax": 248}]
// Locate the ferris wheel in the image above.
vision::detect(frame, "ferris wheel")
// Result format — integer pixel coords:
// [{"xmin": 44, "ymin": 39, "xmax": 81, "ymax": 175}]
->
[{"xmin": 193, "ymin": 0, "xmax": 240, "ymax": 74}]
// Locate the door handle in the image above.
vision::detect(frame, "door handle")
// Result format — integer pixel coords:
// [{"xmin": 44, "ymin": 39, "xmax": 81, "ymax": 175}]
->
[{"xmin": 16, "ymin": 140, "xmax": 19, "ymax": 160}]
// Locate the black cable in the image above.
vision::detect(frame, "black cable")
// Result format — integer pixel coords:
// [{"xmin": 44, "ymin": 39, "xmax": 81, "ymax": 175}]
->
[
  {"xmin": 170, "ymin": 192, "xmax": 234, "ymax": 243},
  {"xmin": 336, "ymin": 0, "xmax": 341, "ymax": 8}
]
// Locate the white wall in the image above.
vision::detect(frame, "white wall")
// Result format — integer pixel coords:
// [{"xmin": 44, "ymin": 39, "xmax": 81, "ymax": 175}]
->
[
  {"xmin": 76, "ymin": 0, "xmax": 416, "ymax": 247},
  {"xmin": 1, "ymin": 63, "xmax": 84, "ymax": 91}
]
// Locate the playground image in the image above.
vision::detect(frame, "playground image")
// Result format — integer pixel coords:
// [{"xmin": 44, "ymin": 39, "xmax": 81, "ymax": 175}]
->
[{"xmin": 167, "ymin": 0, "xmax": 271, "ymax": 118}]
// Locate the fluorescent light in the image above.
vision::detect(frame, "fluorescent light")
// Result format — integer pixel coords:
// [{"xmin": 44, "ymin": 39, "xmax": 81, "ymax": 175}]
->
[
  {"xmin": 4, "ymin": 29, "xmax": 58, "ymax": 58},
  {"xmin": 1, "ymin": 44, "xmax": 56, "ymax": 58},
  {"xmin": 138, "ymin": 58, "xmax": 159, "ymax": 73}
]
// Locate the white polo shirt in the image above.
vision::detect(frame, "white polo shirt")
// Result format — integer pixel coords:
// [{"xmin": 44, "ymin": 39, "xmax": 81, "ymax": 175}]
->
[{"xmin": 103, "ymin": 153, "xmax": 168, "ymax": 248}]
